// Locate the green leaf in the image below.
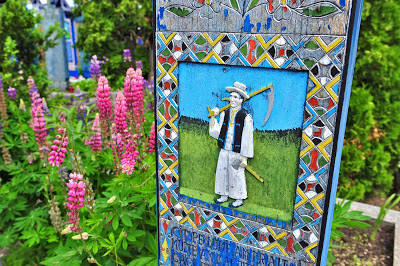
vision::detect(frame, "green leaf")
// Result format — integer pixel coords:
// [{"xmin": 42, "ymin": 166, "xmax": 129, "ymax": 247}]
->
[
  {"xmin": 121, "ymin": 214, "xmax": 133, "ymax": 227},
  {"xmin": 248, "ymin": 0, "xmax": 260, "ymax": 11},
  {"xmin": 112, "ymin": 216, "xmax": 119, "ymax": 231},
  {"xmin": 128, "ymin": 256, "xmax": 156, "ymax": 266},
  {"xmin": 109, "ymin": 232, "xmax": 115, "ymax": 243},
  {"xmin": 230, "ymin": 0, "xmax": 239, "ymax": 11},
  {"xmin": 168, "ymin": 6, "xmax": 193, "ymax": 17}
]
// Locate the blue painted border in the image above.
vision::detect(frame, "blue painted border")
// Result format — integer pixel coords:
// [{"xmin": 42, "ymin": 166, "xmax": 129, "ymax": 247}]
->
[{"xmin": 319, "ymin": 0, "xmax": 364, "ymax": 265}]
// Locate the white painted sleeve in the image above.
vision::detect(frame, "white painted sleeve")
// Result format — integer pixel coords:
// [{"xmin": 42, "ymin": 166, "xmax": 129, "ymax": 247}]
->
[
  {"xmin": 240, "ymin": 115, "xmax": 254, "ymax": 158},
  {"xmin": 209, "ymin": 111, "xmax": 224, "ymax": 139}
]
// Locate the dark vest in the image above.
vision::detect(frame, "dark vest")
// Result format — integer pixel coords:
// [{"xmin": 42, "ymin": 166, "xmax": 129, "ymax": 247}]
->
[{"xmin": 217, "ymin": 108, "xmax": 248, "ymax": 153}]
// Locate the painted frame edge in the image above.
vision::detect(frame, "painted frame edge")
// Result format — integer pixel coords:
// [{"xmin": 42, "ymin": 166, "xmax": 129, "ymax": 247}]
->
[
  {"xmin": 152, "ymin": 0, "xmax": 161, "ymax": 264},
  {"xmin": 318, "ymin": 0, "xmax": 364, "ymax": 265},
  {"xmin": 152, "ymin": 1, "xmax": 363, "ymax": 264}
]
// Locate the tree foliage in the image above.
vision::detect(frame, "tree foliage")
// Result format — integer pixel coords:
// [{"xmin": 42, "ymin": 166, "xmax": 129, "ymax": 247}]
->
[
  {"xmin": 73, "ymin": 0, "xmax": 153, "ymax": 84},
  {"xmin": 0, "ymin": 0, "xmax": 62, "ymax": 94},
  {"xmin": 339, "ymin": 0, "xmax": 400, "ymax": 199}
]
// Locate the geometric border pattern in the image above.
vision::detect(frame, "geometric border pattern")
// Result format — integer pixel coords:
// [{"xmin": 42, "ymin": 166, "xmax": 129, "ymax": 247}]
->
[{"xmin": 157, "ymin": 31, "xmax": 348, "ymax": 264}]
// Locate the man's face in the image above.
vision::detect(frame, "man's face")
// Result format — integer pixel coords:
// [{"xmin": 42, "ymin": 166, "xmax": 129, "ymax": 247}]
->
[{"xmin": 230, "ymin": 92, "xmax": 243, "ymax": 109}]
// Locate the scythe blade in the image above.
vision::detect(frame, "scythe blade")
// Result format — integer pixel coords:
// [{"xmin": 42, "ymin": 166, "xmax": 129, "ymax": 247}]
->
[{"xmin": 262, "ymin": 86, "xmax": 274, "ymax": 127}]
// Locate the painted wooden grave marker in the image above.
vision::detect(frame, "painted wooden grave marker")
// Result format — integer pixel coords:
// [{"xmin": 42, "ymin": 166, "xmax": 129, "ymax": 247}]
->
[{"xmin": 154, "ymin": 0, "xmax": 364, "ymax": 264}]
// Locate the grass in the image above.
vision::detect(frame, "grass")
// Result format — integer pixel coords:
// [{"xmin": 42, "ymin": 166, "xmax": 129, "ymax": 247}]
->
[{"xmin": 179, "ymin": 116, "xmax": 301, "ymax": 222}]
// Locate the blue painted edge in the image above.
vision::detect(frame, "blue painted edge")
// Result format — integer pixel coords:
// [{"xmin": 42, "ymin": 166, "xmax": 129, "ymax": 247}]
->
[
  {"xmin": 320, "ymin": 0, "xmax": 364, "ymax": 265},
  {"xmin": 152, "ymin": 0, "xmax": 161, "ymax": 265}
]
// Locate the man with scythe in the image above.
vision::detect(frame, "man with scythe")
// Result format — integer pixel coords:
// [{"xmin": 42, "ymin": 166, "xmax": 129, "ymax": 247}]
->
[{"xmin": 209, "ymin": 81, "xmax": 273, "ymax": 208}]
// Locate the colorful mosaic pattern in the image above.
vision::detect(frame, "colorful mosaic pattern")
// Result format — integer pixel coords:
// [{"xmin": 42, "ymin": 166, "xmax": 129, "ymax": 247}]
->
[{"xmin": 156, "ymin": 30, "xmax": 349, "ymax": 264}]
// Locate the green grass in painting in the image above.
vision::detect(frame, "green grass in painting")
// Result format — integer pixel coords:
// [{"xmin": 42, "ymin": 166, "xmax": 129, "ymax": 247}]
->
[{"xmin": 179, "ymin": 116, "xmax": 301, "ymax": 222}]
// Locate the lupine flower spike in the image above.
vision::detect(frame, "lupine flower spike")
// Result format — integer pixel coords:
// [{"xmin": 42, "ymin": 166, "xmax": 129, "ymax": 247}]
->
[
  {"xmin": 85, "ymin": 113, "xmax": 102, "ymax": 153},
  {"xmin": 124, "ymin": 68, "xmax": 144, "ymax": 129},
  {"xmin": 90, "ymin": 55, "xmax": 102, "ymax": 80},
  {"xmin": 27, "ymin": 77, "xmax": 38, "ymax": 97},
  {"xmin": 31, "ymin": 91, "xmax": 48, "ymax": 152},
  {"xmin": 114, "ymin": 91, "xmax": 128, "ymax": 135},
  {"xmin": 96, "ymin": 76, "xmax": 113, "ymax": 136},
  {"xmin": 123, "ymin": 49, "xmax": 132, "ymax": 62},
  {"xmin": 8, "ymin": 87, "xmax": 16, "ymax": 100},
  {"xmin": 48, "ymin": 128, "xmax": 69, "ymax": 167},
  {"xmin": 148, "ymin": 121, "xmax": 156, "ymax": 154},
  {"xmin": 66, "ymin": 172, "xmax": 85, "ymax": 232},
  {"xmin": 0, "ymin": 76, "xmax": 8, "ymax": 126}
]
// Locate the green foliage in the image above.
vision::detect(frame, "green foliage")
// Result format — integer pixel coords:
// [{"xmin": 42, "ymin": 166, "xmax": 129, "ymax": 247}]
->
[
  {"xmin": 370, "ymin": 193, "xmax": 400, "ymax": 241},
  {"xmin": 339, "ymin": 0, "xmax": 400, "ymax": 199},
  {"xmin": 0, "ymin": 0, "xmax": 62, "ymax": 81},
  {"xmin": 327, "ymin": 200, "xmax": 371, "ymax": 265},
  {"xmin": 0, "ymin": 74, "xmax": 157, "ymax": 264},
  {"xmin": 73, "ymin": 0, "xmax": 153, "ymax": 84}
]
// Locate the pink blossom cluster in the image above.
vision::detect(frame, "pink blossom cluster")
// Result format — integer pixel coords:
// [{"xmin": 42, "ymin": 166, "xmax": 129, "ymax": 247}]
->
[
  {"xmin": 114, "ymin": 91, "xmax": 128, "ymax": 134},
  {"xmin": 148, "ymin": 122, "xmax": 156, "ymax": 153},
  {"xmin": 48, "ymin": 128, "xmax": 68, "ymax": 167},
  {"xmin": 124, "ymin": 68, "xmax": 144, "ymax": 127},
  {"xmin": 66, "ymin": 172, "xmax": 85, "ymax": 232},
  {"xmin": 96, "ymin": 76, "xmax": 113, "ymax": 121},
  {"xmin": 121, "ymin": 135, "xmax": 139, "ymax": 175},
  {"xmin": 85, "ymin": 114, "xmax": 102, "ymax": 152},
  {"xmin": 31, "ymin": 92, "xmax": 47, "ymax": 149}
]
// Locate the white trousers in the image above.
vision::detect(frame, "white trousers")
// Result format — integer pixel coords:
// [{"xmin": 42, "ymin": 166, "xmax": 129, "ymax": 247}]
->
[{"xmin": 215, "ymin": 149, "xmax": 247, "ymax": 200}]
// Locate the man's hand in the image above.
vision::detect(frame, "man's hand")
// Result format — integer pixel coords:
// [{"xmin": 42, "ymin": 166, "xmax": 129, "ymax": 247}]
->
[
  {"xmin": 211, "ymin": 107, "xmax": 219, "ymax": 117},
  {"xmin": 239, "ymin": 156, "xmax": 247, "ymax": 168}
]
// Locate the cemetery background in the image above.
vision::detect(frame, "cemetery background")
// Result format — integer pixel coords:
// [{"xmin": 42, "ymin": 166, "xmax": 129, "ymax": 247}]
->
[{"xmin": 0, "ymin": 0, "xmax": 398, "ymax": 265}]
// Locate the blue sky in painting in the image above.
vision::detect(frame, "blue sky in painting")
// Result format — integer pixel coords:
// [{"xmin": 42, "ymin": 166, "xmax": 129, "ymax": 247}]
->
[{"xmin": 179, "ymin": 63, "xmax": 309, "ymax": 131}]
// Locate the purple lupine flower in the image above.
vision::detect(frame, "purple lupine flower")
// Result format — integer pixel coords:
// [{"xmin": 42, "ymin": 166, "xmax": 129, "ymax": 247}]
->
[
  {"xmin": 136, "ymin": 60, "xmax": 143, "ymax": 69},
  {"xmin": 77, "ymin": 103, "xmax": 87, "ymax": 126},
  {"xmin": 8, "ymin": 87, "xmax": 16, "ymax": 100},
  {"xmin": 27, "ymin": 77, "xmax": 38, "ymax": 97},
  {"xmin": 90, "ymin": 55, "xmax": 102, "ymax": 80},
  {"xmin": 123, "ymin": 49, "xmax": 132, "ymax": 62},
  {"xmin": 42, "ymin": 98, "xmax": 52, "ymax": 116}
]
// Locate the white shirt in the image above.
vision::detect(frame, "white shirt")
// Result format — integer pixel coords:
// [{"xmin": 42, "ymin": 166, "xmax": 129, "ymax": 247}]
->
[{"xmin": 209, "ymin": 108, "xmax": 254, "ymax": 158}]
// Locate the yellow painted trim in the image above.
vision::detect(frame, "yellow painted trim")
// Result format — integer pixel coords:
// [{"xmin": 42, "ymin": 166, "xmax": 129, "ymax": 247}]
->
[
  {"xmin": 264, "ymin": 242, "xmax": 289, "ymax": 257},
  {"xmin": 300, "ymin": 133, "xmax": 315, "ymax": 157},
  {"xmin": 314, "ymin": 37, "xmax": 343, "ymax": 53},
  {"xmin": 220, "ymin": 216, "xmax": 238, "ymax": 226},
  {"xmin": 170, "ymin": 159, "xmax": 179, "ymax": 180},
  {"xmin": 325, "ymin": 75, "xmax": 341, "ymax": 102},
  {"xmin": 267, "ymin": 226, "xmax": 288, "ymax": 240},
  {"xmin": 204, "ymin": 33, "xmax": 224, "ymax": 47},
  {"xmin": 157, "ymin": 61, "xmax": 167, "ymax": 82},
  {"xmin": 159, "ymin": 32, "xmax": 176, "ymax": 46},
  {"xmin": 310, "ymin": 193, "xmax": 325, "ymax": 214},
  {"xmin": 168, "ymin": 62, "xmax": 178, "ymax": 84},
  {"xmin": 317, "ymin": 136, "xmax": 333, "ymax": 160},
  {"xmin": 157, "ymin": 110, "xmax": 167, "ymax": 131},
  {"xmin": 306, "ymin": 75, "xmax": 322, "ymax": 99},
  {"xmin": 294, "ymin": 187, "xmax": 308, "ymax": 209},
  {"xmin": 161, "ymin": 238, "xmax": 169, "ymax": 262},
  {"xmin": 179, "ymin": 216, "xmax": 196, "ymax": 228},
  {"xmin": 160, "ymin": 198, "xmax": 168, "ymax": 216},
  {"xmin": 305, "ymin": 242, "xmax": 318, "ymax": 262},
  {"xmin": 169, "ymin": 113, "xmax": 179, "ymax": 132},
  {"xmin": 159, "ymin": 157, "xmax": 168, "ymax": 176},
  {"xmin": 202, "ymin": 50, "xmax": 224, "ymax": 64},
  {"xmin": 218, "ymin": 228, "xmax": 239, "ymax": 242}
]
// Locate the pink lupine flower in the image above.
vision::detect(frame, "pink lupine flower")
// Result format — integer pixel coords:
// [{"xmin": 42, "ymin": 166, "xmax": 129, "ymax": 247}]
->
[
  {"xmin": 148, "ymin": 121, "xmax": 156, "ymax": 154},
  {"xmin": 48, "ymin": 128, "xmax": 68, "ymax": 167},
  {"xmin": 85, "ymin": 113, "xmax": 102, "ymax": 152},
  {"xmin": 124, "ymin": 68, "xmax": 144, "ymax": 128},
  {"xmin": 121, "ymin": 136, "xmax": 139, "ymax": 175},
  {"xmin": 96, "ymin": 76, "xmax": 113, "ymax": 122},
  {"xmin": 114, "ymin": 91, "xmax": 128, "ymax": 135},
  {"xmin": 66, "ymin": 172, "xmax": 85, "ymax": 232},
  {"xmin": 31, "ymin": 92, "xmax": 47, "ymax": 149}
]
